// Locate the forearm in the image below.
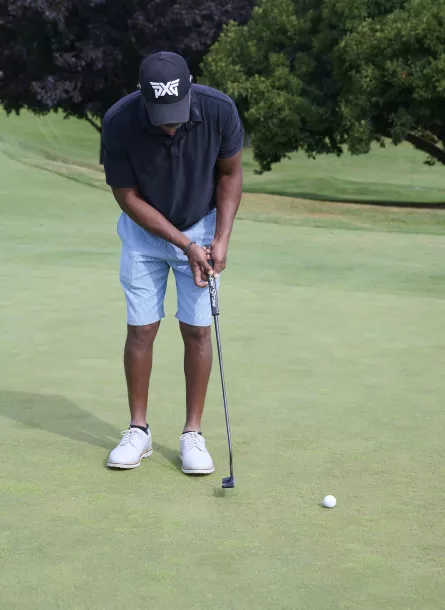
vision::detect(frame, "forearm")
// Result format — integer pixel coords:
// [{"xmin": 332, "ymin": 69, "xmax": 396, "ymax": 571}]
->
[
  {"xmin": 113, "ymin": 188, "xmax": 190, "ymax": 251},
  {"xmin": 215, "ymin": 171, "xmax": 242, "ymax": 241}
]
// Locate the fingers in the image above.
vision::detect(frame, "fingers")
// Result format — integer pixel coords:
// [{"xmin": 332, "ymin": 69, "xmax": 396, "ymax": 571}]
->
[
  {"xmin": 191, "ymin": 263, "xmax": 208, "ymax": 288},
  {"xmin": 201, "ymin": 258, "xmax": 213, "ymax": 276},
  {"xmin": 200, "ymin": 267, "xmax": 209, "ymax": 283},
  {"xmin": 202, "ymin": 244, "xmax": 225, "ymax": 277},
  {"xmin": 197, "ymin": 247, "xmax": 214, "ymax": 276},
  {"xmin": 188, "ymin": 245, "xmax": 219, "ymax": 287},
  {"xmin": 187, "ymin": 245, "xmax": 211, "ymax": 287}
]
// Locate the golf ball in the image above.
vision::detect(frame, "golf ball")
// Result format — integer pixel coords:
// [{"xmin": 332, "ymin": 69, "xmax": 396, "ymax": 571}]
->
[{"xmin": 323, "ymin": 495, "xmax": 336, "ymax": 508}]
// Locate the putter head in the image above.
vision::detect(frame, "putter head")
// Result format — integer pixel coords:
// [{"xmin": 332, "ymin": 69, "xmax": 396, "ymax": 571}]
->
[{"xmin": 222, "ymin": 475, "xmax": 235, "ymax": 489}]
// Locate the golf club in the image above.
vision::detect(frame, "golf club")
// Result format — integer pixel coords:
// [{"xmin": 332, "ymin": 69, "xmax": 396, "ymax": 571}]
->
[{"xmin": 206, "ymin": 251, "xmax": 235, "ymax": 489}]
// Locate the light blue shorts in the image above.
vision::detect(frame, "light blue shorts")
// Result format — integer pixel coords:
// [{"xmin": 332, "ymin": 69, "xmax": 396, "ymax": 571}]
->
[{"xmin": 118, "ymin": 209, "xmax": 218, "ymax": 327}]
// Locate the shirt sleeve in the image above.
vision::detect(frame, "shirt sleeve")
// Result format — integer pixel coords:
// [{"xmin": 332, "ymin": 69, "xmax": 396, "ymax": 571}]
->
[
  {"xmin": 218, "ymin": 100, "xmax": 244, "ymax": 159},
  {"xmin": 102, "ymin": 117, "xmax": 137, "ymax": 188}
]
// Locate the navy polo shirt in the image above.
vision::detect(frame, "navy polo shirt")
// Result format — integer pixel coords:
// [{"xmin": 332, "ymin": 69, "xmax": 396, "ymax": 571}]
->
[{"xmin": 102, "ymin": 84, "xmax": 243, "ymax": 231}]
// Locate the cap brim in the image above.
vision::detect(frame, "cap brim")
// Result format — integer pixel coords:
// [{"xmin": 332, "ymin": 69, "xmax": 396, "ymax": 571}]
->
[{"xmin": 144, "ymin": 91, "xmax": 191, "ymax": 126}]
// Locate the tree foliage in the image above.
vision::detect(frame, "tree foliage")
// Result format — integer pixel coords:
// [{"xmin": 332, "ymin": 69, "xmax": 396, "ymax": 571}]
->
[
  {"xmin": 0, "ymin": 0, "xmax": 253, "ymax": 132},
  {"xmin": 202, "ymin": 0, "xmax": 445, "ymax": 171}
]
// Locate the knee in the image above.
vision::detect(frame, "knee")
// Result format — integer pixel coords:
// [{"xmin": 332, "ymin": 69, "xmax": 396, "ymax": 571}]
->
[
  {"xmin": 126, "ymin": 323, "xmax": 159, "ymax": 347},
  {"xmin": 180, "ymin": 323, "xmax": 211, "ymax": 345}
]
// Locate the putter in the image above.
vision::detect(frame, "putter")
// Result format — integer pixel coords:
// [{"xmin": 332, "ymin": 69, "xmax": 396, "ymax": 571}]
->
[{"xmin": 206, "ymin": 254, "xmax": 235, "ymax": 489}]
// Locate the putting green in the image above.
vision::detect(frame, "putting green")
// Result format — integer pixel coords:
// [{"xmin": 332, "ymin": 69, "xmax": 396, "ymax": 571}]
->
[{"xmin": 1, "ymin": 123, "xmax": 445, "ymax": 609}]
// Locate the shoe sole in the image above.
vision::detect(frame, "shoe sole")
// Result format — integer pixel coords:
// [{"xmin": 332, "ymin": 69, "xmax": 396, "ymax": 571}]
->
[
  {"xmin": 181, "ymin": 466, "xmax": 215, "ymax": 475},
  {"xmin": 107, "ymin": 449, "xmax": 153, "ymax": 469}
]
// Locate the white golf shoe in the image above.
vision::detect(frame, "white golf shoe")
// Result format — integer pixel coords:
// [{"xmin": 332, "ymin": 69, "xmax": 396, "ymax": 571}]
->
[
  {"xmin": 180, "ymin": 432, "xmax": 215, "ymax": 475},
  {"xmin": 107, "ymin": 428, "xmax": 153, "ymax": 469}
]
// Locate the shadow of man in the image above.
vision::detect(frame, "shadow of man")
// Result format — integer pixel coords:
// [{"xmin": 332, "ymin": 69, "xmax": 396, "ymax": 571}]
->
[
  {"xmin": 0, "ymin": 390, "xmax": 185, "ymax": 473},
  {"xmin": 0, "ymin": 390, "xmax": 120, "ymax": 450}
]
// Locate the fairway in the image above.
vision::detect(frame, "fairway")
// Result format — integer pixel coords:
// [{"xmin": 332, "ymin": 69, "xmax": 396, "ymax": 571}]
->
[
  {"xmin": 1, "ymin": 114, "xmax": 445, "ymax": 609},
  {"xmin": 3, "ymin": 109, "xmax": 445, "ymax": 205}
]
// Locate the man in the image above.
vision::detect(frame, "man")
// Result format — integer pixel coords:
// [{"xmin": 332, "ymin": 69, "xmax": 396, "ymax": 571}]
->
[{"xmin": 102, "ymin": 52, "xmax": 243, "ymax": 474}]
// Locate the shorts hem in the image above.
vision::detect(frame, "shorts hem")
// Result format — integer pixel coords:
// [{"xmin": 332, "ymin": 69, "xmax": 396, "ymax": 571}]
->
[
  {"xmin": 127, "ymin": 313, "xmax": 165, "ymax": 326},
  {"xmin": 175, "ymin": 313, "xmax": 212, "ymax": 327}
]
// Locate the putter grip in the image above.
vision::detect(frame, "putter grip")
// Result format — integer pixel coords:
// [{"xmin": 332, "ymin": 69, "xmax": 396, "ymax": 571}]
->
[{"xmin": 208, "ymin": 259, "xmax": 219, "ymax": 316}]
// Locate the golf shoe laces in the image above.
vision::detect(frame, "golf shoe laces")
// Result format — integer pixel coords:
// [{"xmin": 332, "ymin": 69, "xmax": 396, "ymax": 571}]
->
[
  {"xmin": 119, "ymin": 428, "xmax": 143, "ymax": 447},
  {"xmin": 184, "ymin": 432, "xmax": 204, "ymax": 451}
]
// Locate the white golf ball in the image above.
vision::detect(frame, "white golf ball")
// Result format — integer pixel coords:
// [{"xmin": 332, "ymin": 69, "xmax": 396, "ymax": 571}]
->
[{"xmin": 323, "ymin": 495, "xmax": 336, "ymax": 508}]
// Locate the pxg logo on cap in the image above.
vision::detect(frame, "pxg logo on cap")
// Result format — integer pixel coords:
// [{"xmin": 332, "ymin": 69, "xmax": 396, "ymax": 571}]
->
[
  {"xmin": 150, "ymin": 79, "xmax": 180, "ymax": 99},
  {"xmin": 139, "ymin": 52, "xmax": 192, "ymax": 126}
]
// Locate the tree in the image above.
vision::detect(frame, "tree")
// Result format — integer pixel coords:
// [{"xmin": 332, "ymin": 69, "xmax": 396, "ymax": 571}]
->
[
  {"xmin": 202, "ymin": 0, "xmax": 445, "ymax": 172},
  {"xmin": 334, "ymin": 0, "xmax": 445, "ymax": 165},
  {"xmin": 0, "ymin": 0, "xmax": 253, "ymax": 155}
]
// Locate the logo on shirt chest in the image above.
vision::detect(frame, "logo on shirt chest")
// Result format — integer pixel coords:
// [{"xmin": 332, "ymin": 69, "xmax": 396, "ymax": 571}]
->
[{"xmin": 150, "ymin": 79, "xmax": 180, "ymax": 98}]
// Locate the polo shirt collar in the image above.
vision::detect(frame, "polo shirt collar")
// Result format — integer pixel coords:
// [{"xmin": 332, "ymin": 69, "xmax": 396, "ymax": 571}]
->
[
  {"xmin": 186, "ymin": 91, "xmax": 202, "ymax": 129},
  {"xmin": 137, "ymin": 90, "xmax": 202, "ymax": 132}
]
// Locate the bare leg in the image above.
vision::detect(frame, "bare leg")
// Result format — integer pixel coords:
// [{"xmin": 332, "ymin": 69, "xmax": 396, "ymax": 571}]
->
[
  {"xmin": 179, "ymin": 322, "xmax": 212, "ymax": 433},
  {"xmin": 124, "ymin": 322, "xmax": 161, "ymax": 427}
]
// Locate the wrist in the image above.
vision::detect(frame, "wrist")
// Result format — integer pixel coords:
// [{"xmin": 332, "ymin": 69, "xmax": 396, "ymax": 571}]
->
[
  {"xmin": 214, "ymin": 231, "xmax": 231, "ymax": 243},
  {"xmin": 175, "ymin": 234, "xmax": 192, "ymax": 251},
  {"xmin": 183, "ymin": 240, "xmax": 196, "ymax": 256}
]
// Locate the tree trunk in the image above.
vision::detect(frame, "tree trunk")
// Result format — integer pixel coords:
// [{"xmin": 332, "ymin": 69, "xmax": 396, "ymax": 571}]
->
[
  {"xmin": 83, "ymin": 113, "xmax": 103, "ymax": 164},
  {"xmin": 405, "ymin": 132, "xmax": 445, "ymax": 166}
]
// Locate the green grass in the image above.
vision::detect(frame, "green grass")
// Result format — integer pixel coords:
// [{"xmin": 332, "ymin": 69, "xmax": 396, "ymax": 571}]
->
[
  {"xmin": 2, "ymin": 109, "xmax": 445, "ymax": 205},
  {"xmin": 242, "ymin": 146, "xmax": 445, "ymax": 205},
  {"xmin": 0, "ymin": 110, "xmax": 445, "ymax": 609},
  {"xmin": 0, "ymin": 110, "xmax": 100, "ymax": 163}
]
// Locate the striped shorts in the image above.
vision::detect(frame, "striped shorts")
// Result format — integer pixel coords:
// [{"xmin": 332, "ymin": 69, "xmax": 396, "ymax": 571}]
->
[{"xmin": 118, "ymin": 209, "xmax": 218, "ymax": 327}]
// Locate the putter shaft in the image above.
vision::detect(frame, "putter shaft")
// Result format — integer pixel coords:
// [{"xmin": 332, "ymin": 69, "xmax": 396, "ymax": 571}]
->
[
  {"xmin": 213, "ymin": 315, "xmax": 234, "ymax": 483},
  {"xmin": 207, "ymin": 270, "xmax": 235, "ymax": 488}
]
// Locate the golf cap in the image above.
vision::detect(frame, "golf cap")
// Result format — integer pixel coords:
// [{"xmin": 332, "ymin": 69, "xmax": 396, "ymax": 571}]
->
[{"xmin": 139, "ymin": 52, "xmax": 192, "ymax": 126}]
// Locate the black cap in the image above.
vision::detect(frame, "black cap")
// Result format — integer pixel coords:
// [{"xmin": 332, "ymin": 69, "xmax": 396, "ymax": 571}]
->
[{"xmin": 139, "ymin": 52, "xmax": 192, "ymax": 126}]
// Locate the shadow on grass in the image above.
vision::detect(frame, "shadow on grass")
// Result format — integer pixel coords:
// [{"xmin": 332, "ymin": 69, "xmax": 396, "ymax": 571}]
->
[
  {"xmin": 0, "ymin": 390, "xmax": 220, "ymax": 490},
  {"xmin": 151, "ymin": 443, "xmax": 217, "ymax": 490},
  {"xmin": 243, "ymin": 187, "xmax": 445, "ymax": 209},
  {"xmin": 152, "ymin": 442, "xmax": 182, "ymax": 473},
  {"xmin": 0, "ymin": 390, "xmax": 207, "ymax": 477},
  {"xmin": 0, "ymin": 390, "xmax": 120, "ymax": 449},
  {"xmin": 213, "ymin": 488, "xmax": 228, "ymax": 498}
]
